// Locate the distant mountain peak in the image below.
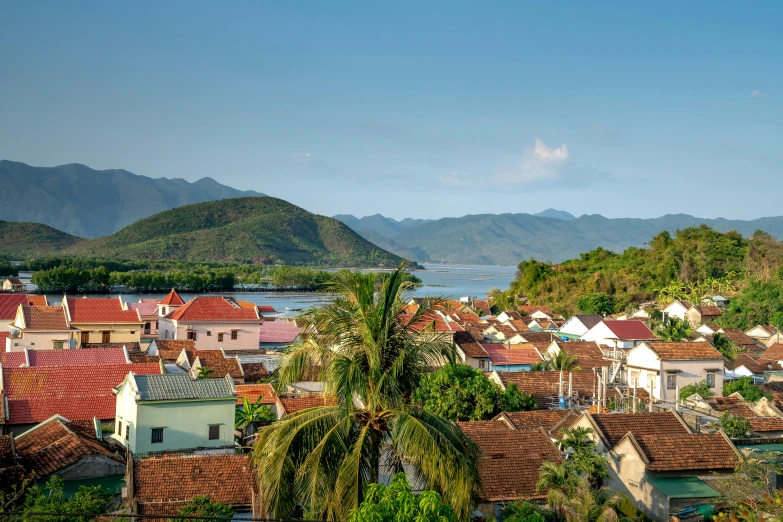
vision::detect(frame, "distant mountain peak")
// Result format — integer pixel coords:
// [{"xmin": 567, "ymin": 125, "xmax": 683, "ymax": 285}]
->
[{"xmin": 533, "ymin": 208, "xmax": 576, "ymax": 220}]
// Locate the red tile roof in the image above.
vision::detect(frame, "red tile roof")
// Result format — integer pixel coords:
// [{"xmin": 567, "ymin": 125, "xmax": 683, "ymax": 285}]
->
[
  {"xmin": 159, "ymin": 289, "xmax": 185, "ymax": 306},
  {"xmin": 500, "ymin": 410, "xmax": 579, "ymax": 433},
  {"xmin": 551, "ymin": 341, "xmax": 605, "ymax": 369},
  {"xmin": 31, "ymin": 348, "xmax": 128, "ymax": 367},
  {"xmin": 748, "ymin": 417, "xmax": 783, "ymax": 432},
  {"xmin": 721, "ymin": 328, "xmax": 759, "ymax": 347},
  {"xmin": 239, "ymin": 362, "xmax": 271, "ymax": 383},
  {"xmin": 472, "ymin": 300, "xmax": 491, "ymax": 315},
  {"xmin": 585, "ymin": 411, "xmax": 691, "ymax": 446},
  {"xmin": 66, "ymin": 297, "xmax": 142, "ymax": 323},
  {"xmin": 602, "ymin": 320, "xmax": 657, "ymax": 340},
  {"xmin": 693, "ymin": 306, "xmax": 723, "ymax": 317},
  {"xmin": 167, "ymin": 296, "xmax": 259, "ymax": 321},
  {"xmin": 760, "ymin": 343, "xmax": 783, "ymax": 362},
  {"xmin": 259, "ymin": 321, "xmax": 303, "ymax": 343},
  {"xmin": 644, "ymin": 341, "xmax": 723, "ymax": 360},
  {"xmin": 27, "ymin": 295, "xmax": 48, "ymax": 306},
  {"xmin": 453, "ymin": 331, "xmax": 489, "ymax": 359},
  {"xmin": 457, "ymin": 422, "xmax": 563, "ymax": 501},
  {"xmin": 133, "ymin": 454, "xmax": 254, "ymax": 517},
  {"xmin": 20, "ymin": 306, "xmax": 69, "ymax": 331},
  {"xmin": 234, "ymin": 383, "xmax": 278, "ymax": 406},
  {"xmin": 0, "ymin": 351, "xmax": 26, "ymax": 367},
  {"xmin": 518, "ymin": 305, "xmax": 553, "ymax": 316},
  {"xmin": 632, "ymin": 433, "xmax": 739, "ymax": 472},
  {"xmin": 0, "ymin": 295, "xmax": 32, "ymax": 320},
  {"xmin": 482, "ymin": 343, "xmax": 543, "ymax": 365},
  {"xmin": 184, "ymin": 350, "xmax": 243, "ymax": 379},
  {"xmin": 279, "ymin": 395, "xmax": 339, "ymax": 414},
  {"xmin": 494, "ymin": 370, "xmax": 599, "ymax": 409},
  {"xmin": 405, "ymin": 312, "xmax": 465, "ymax": 333},
  {"xmin": 3, "ymin": 363, "xmax": 161, "ymax": 424},
  {"xmin": 127, "ymin": 301, "xmax": 159, "ymax": 316},
  {"xmin": 15, "ymin": 416, "xmax": 121, "ymax": 478},
  {"xmin": 257, "ymin": 305, "xmax": 277, "ymax": 314}
]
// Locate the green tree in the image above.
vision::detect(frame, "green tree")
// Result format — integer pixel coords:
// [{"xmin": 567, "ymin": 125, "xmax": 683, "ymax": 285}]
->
[
  {"xmin": 251, "ymin": 263, "xmax": 480, "ymax": 521},
  {"xmin": 559, "ymin": 428, "xmax": 609, "ymax": 489},
  {"xmin": 679, "ymin": 380, "xmax": 715, "ymax": 399},
  {"xmin": 723, "ymin": 376, "xmax": 769, "ymax": 402},
  {"xmin": 657, "ymin": 316, "xmax": 692, "ymax": 342},
  {"xmin": 719, "ymin": 412, "xmax": 752, "ymax": 438},
  {"xmin": 414, "ymin": 363, "xmax": 535, "ymax": 421},
  {"xmin": 720, "ymin": 280, "xmax": 783, "ymax": 330},
  {"xmin": 546, "ymin": 477, "xmax": 625, "ymax": 522},
  {"xmin": 543, "ymin": 349, "xmax": 581, "ymax": 371},
  {"xmin": 175, "ymin": 495, "xmax": 235, "ymax": 521},
  {"xmin": 711, "ymin": 332, "xmax": 737, "ymax": 360},
  {"xmin": 235, "ymin": 397, "xmax": 276, "ymax": 431},
  {"xmin": 20, "ymin": 476, "xmax": 112, "ymax": 522},
  {"xmin": 536, "ymin": 461, "xmax": 581, "ymax": 496},
  {"xmin": 711, "ymin": 452, "xmax": 783, "ymax": 520},
  {"xmin": 575, "ymin": 293, "xmax": 615, "ymax": 316},
  {"xmin": 503, "ymin": 500, "xmax": 549, "ymax": 522},
  {"xmin": 196, "ymin": 366, "xmax": 214, "ymax": 379},
  {"xmin": 347, "ymin": 472, "xmax": 457, "ymax": 522}
]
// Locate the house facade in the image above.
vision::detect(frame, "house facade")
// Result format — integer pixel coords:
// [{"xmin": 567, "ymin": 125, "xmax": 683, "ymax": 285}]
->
[
  {"xmin": 558, "ymin": 314, "xmax": 603, "ymax": 339},
  {"xmin": 662, "ymin": 300, "xmax": 692, "ymax": 322},
  {"xmin": 580, "ymin": 320, "xmax": 657, "ymax": 349},
  {"xmin": 625, "ymin": 342, "xmax": 724, "ymax": 401},
  {"xmin": 158, "ymin": 296, "xmax": 262, "ymax": 350},
  {"xmin": 112, "ymin": 373, "xmax": 236, "ymax": 454},
  {"xmin": 7, "ymin": 305, "xmax": 72, "ymax": 351},
  {"xmin": 63, "ymin": 297, "xmax": 143, "ymax": 347}
]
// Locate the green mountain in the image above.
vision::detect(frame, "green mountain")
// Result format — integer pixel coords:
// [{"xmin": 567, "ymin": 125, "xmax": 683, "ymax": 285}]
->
[
  {"xmin": 66, "ymin": 197, "xmax": 406, "ymax": 266},
  {"xmin": 0, "ymin": 221, "xmax": 84, "ymax": 258},
  {"xmin": 0, "ymin": 160, "xmax": 265, "ymax": 237},
  {"xmin": 333, "ymin": 214, "xmax": 432, "ymax": 238},
  {"xmin": 338, "ymin": 212, "xmax": 783, "ymax": 265}
]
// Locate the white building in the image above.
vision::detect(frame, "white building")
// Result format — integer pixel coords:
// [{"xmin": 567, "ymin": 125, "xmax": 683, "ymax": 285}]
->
[
  {"xmin": 158, "ymin": 296, "xmax": 262, "ymax": 350},
  {"xmin": 662, "ymin": 300, "xmax": 692, "ymax": 322},
  {"xmin": 558, "ymin": 314, "xmax": 603, "ymax": 339},
  {"xmin": 580, "ymin": 320, "xmax": 657, "ymax": 349}
]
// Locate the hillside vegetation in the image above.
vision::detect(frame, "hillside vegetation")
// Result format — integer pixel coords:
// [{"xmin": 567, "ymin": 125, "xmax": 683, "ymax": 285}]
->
[
  {"xmin": 501, "ymin": 225, "xmax": 783, "ymax": 328},
  {"xmin": 0, "ymin": 221, "xmax": 84, "ymax": 258},
  {"xmin": 66, "ymin": 197, "xmax": 406, "ymax": 267},
  {"xmin": 0, "ymin": 160, "xmax": 264, "ymax": 237}
]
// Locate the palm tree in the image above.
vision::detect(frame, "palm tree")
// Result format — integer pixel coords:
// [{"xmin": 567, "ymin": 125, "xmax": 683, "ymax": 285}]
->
[
  {"xmin": 529, "ymin": 361, "xmax": 549, "ymax": 372},
  {"xmin": 657, "ymin": 316, "xmax": 692, "ymax": 342},
  {"xmin": 544, "ymin": 349, "xmax": 581, "ymax": 371},
  {"xmin": 547, "ymin": 479, "xmax": 625, "ymax": 522},
  {"xmin": 536, "ymin": 461, "xmax": 580, "ymax": 496},
  {"xmin": 560, "ymin": 427, "xmax": 594, "ymax": 454},
  {"xmin": 196, "ymin": 366, "xmax": 214, "ymax": 379},
  {"xmin": 235, "ymin": 397, "xmax": 276, "ymax": 432},
  {"xmin": 251, "ymin": 263, "xmax": 480, "ymax": 521},
  {"xmin": 712, "ymin": 332, "xmax": 737, "ymax": 360},
  {"xmin": 559, "ymin": 428, "xmax": 608, "ymax": 489}
]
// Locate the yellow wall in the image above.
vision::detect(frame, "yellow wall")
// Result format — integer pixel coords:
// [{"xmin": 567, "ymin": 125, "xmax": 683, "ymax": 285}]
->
[{"xmin": 72, "ymin": 323, "xmax": 142, "ymax": 347}]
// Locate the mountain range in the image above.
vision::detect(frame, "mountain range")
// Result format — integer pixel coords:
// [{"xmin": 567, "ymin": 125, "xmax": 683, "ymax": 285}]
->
[
  {"xmin": 334, "ymin": 212, "xmax": 783, "ymax": 266},
  {"xmin": 0, "ymin": 160, "xmax": 264, "ymax": 237}
]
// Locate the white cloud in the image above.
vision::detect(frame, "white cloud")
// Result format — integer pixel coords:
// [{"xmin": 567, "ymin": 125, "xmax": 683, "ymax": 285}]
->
[
  {"xmin": 751, "ymin": 90, "xmax": 769, "ymax": 98},
  {"xmin": 503, "ymin": 138, "xmax": 570, "ymax": 183},
  {"xmin": 436, "ymin": 170, "xmax": 476, "ymax": 187}
]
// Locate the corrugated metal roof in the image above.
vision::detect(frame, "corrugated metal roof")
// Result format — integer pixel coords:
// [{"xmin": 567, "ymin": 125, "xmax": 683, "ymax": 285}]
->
[{"xmin": 133, "ymin": 374, "xmax": 234, "ymax": 401}]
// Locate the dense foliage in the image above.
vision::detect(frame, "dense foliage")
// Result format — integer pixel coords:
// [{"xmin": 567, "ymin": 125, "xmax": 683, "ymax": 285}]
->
[
  {"xmin": 413, "ymin": 363, "xmax": 536, "ymax": 421},
  {"xmin": 502, "ymin": 226, "xmax": 783, "ymax": 322},
  {"xmin": 719, "ymin": 412, "xmax": 752, "ymax": 438},
  {"xmin": 723, "ymin": 376, "xmax": 770, "ymax": 402},
  {"xmin": 175, "ymin": 495, "xmax": 235, "ymax": 521},
  {"xmin": 679, "ymin": 380, "xmax": 715, "ymax": 399},
  {"xmin": 4, "ymin": 476, "xmax": 113, "ymax": 522},
  {"xmin": 347, "ymin": 473, "xmax": 457, "ymax": 522},
  {"xmin": 27, "ymin": 257, "xmax": 420, "ymax": 293}
]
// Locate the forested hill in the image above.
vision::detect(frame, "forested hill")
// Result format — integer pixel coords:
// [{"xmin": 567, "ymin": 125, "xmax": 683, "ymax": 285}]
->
[
  {"xmin": 0, "ymin": 160, "xmax": 265, "ymax": 237},
  {"xmin": 66, "ymin": 197, "xmax": 408, "ymax": 267},
  {"xmin": 499, "ymin": 226, "xmax": 783, "ymax": 330},
  {"xmin": 336, "ymin": 212, "xmax": 783, "ymax": 265},
  {"xmin": 0, "ymin": 221, "xmax": 84, "ymax": 258}
]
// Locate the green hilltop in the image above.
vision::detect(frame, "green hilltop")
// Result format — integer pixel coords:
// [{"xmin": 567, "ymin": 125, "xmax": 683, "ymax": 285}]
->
[
  {"xmin": 0, "ymin": 221, "xmax": 84, "ymax": 258},
  {"xmin": 2, "ymin": 197, "xmax": 409, "ymax": 268}
]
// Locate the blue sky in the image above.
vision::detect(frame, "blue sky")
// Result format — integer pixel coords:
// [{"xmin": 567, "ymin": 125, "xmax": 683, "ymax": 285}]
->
[{"xmin": 1, "ymin": 2, "xmax": 781, "ymax": 220}]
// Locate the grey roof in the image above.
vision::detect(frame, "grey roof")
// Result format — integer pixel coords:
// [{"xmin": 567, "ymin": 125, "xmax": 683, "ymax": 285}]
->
[
  {"xmin": 132, "ymin": 374, "xmax": 234, "ymax": 401},
  {"xmin": 574, "ymin": 315, "xmax": 604, "ymax": 329}
]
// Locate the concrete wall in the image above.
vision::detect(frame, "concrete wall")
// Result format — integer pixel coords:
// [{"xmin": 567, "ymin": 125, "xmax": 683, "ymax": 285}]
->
[
  {"xmin": 58, "ymin": 455, "xmax": 125, "ymax": 480},
  {"xmin": 608, "ymin": 437, "xmax": 671, "ymax": 522},
  {"xmin": 158, "ymin": 319, "xmax": 260, "ymax": 350},
  {"xmin": 113, "ymin": 380, "xmax": 140, "ymax": 450},
  {"xmin": 73, "ymin": 323, "xmax": 142, "ymax": 347},
  {"xmin": 8, "ymin": 330, "xmax": 71, "ymax": 351}
]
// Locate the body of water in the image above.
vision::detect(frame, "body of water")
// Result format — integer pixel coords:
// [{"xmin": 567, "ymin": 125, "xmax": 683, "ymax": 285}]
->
[{"xmin": 22, "ymin": 265, "xmax": 517, "ymax": 317}]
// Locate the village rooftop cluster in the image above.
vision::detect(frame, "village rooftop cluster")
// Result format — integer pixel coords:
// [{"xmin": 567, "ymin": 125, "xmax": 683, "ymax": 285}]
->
[{"xmin": 1, "ymin": 288, "xmax": 783, "ymax": 520}]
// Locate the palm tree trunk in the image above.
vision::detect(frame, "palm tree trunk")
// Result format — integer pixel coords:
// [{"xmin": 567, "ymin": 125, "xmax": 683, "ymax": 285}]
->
[{"xmin": 369, "ymin": 430, "xmax": 381, "ymax": 485}]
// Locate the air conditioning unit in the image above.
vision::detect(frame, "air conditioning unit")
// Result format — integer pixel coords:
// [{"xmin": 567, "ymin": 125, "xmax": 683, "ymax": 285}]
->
[{"xmin": 185, "ymin": 325, "xmax": 194, "ymax": 330}]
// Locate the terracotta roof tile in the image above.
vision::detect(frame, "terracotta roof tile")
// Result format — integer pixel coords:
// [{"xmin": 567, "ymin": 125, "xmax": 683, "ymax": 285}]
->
[
  {"xmin": 405, "ymin": 312, "xmax": 464, "ymax": 333},
  {"xmin": 239, "ymin": 362, "xmax": 271, "ymax": 383},
  {"xmin": 587, "ymin": 411, "xmax": 691, "ymax": 446},
  {"xmin": 552, "ymin": 341, "xmax": 605, "ymax": 369},
  {"xmin": 644, "ymin": 341, "xmax": 722, "ymax": 360},
  {"xmin": 483, "ymin": 343, "xmax": 543, "ymax": 365},
  {"xmin": 20, "ymin": 306, "xmax": 69, "ymax": 331},
  {"xmin": 495, "ymin": 370, "xmax": 598, "ymax": 409},
  {"xmin": 729, "ymin": 352, "xmax": 781, "ymax": 374},
  {"xmin": 454, "ymin": 331, "xmax": 489, "ymax": 359},
  {"xmin": 721, "ymin": 328, "xmax": 759, "ymax": 347},
  {"xmin": 167, "ymin": 296, "xmax": 258, "ymax": 322},
  {"xmin": 235, "ymin": 384, "xmax": 278, "ymax": 406},
  {"xmin": 694, "ymin": 306, "xmax": 723, "ymax": 317},
  {"xmin": 0, "ymin": 295, "xmax": 32, "ymax": 320},
  {"xmin": 155, "ymin": 340, "xmax": 195, "ymax": 360},
  {"xmin": 259, "ymin": 321, "xmax": 303, "ymax": 343},
  {"xmin": 159, "ymin": 289, "xmax": 185, "ymax": 306},
  {"xmin": 472, "ymin": 300, "xmax": 490, "ymax": 315},
  {"xmin": 457, "ymin": 422, "xmax": 563, "ymax": 501},
  {"xmin": 760, "ymin": 343, "xmax": 783, "ymax": 363},
  {"xmin": 3, "ymin": 363, "xmax": 161, "ymax": 424},
  {"xmin": 602, "ymin": 320, "xmax": 657, "ymax": 341},
  {"xmin": 134, "ymin": 454, "xmax": 254, "ymax": 517},
  {"xmin": 183, "ymin": 350, "xmax": 243, "ymax": 379},
  {"xmin": 519, "ymin": 331, "xmax": 561, "ymax": 350},
  {"xmin": 27, "ymin": 295, "xmax": 48, "ymax": 307},
  {"xmin": 501, "ymin": 410, "xmax": 579, "ymax": 433},
  {"xmin": 127, "ymin": 301, "xmax": 159, "ymax": 316},
  {"xmin": 748, "ymin": 417, "xmax": 783, "ymax": 432},
  {"xmin": 700, "ymin": 396, "xmax": 757, "ymax": 418},
  {"xmin": 632, "ymin": 433, "xmax": 739, "ymax": 471},
  {"xmin": 84, "ymin": 342, "xmax": 142, "ymax": 354},
  {"xmin": 26, "ymin": 348, "xmax": 128, "ymax": 367},
  {"xmin": 508, "ymin": 319, "xmax": 531, "ymax": 332},
  {"xmin": 66, "ymin": 297, "xmax": 141, "ymax": 324},
  {"xmin": 279, "ymin": 395, "xmax": 338, "ymax": 414},
  {"xmin": 15, "ymin": 416, "xmax": 121, "ymax": 478},
  {"xmin": 518, "ymin": 305, "xmax": 553, "ymax": 316},
  {"xmin": 0, "ymin": 434, "xmax": 13, "ymax": 467}
]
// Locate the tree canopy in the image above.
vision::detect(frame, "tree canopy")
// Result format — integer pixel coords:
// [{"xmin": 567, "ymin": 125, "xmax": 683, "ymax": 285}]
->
[{"xmin": 346, "ymin": 473, "xmax": 457, "ymax": 522}]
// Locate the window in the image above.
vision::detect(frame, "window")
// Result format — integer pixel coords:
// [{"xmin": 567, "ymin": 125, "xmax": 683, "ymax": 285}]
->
[
  {"xmin": 118, "ymin": 421, "xmax": 123, "ymax": 436},
  {"xmin": 666, "ymin": 374, "xmax": 677, "ymax": 390},
  {"xmin": 207, "ymin": 331, "xmax": 212, "ymax": 337},
  {"xmin": 53, "ymin": 341, "xmax": 63, "ymax": 350},
  {"xmin": 80, "ymin": 331, "xmax": 89, "ymax": 345},
  {"xmin": 479, "ymin": 360, "xmax": 486, "ymax": 370},
  {"xmin": 231, "ymin": 330, "xmax": 238, "ymax": 340},
  {"xmin": 162, "ymin": 306, "xmax": 167, "ymax": 315},
  {"xmin": 101, "ymin": 331, "xmax": 110, "ymax": 344},
  {"xmin": 125, "ymin": 425, "xmax": 129, "ymax": 441},
  {"xmin": 218, "ymin": 333, "xmax": 224, "ymax": 342},
  {"xmin": 208, "ymin": 425, "xmax": 220, "ymax": 440},
  {"xmin": 30, "ymin": 342, "xmax": 35, "ymax": 346},
  {"xmin": 706, "ymin": 373, "xmax": 716, "ymax": 388},
  {"xmin": 151, "ymin": 428, "xmax": 164, "ymax": 444},
  {"xmin": 187, "ymin": 331, "xmax": 197, "ymax": 341}
]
